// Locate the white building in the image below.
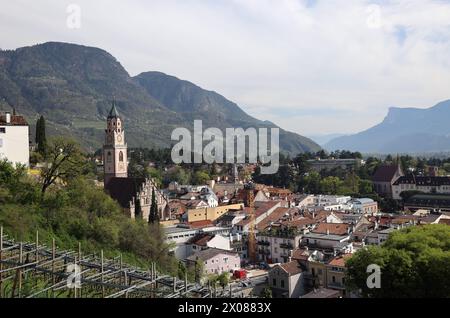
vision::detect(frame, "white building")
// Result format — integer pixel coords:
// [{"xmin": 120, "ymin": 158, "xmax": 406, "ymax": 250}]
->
[{"xmin": 0, "ymin": 111, "xmax": 29, "ymax": 167}]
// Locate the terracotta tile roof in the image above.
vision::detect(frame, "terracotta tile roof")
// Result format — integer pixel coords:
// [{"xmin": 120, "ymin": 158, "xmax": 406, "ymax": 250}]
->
[
  {"xmin": 188, "ymin": 233, "xmax": 214, "ymax": 246},
  {"xmin": 256, "ymin": 207, "xmax": 289, "ymax": 231},
  {"xmin": 279, "ymin": 261, "xmax": 303, "ymax": 275},
  {"xmin": 291, "ymin": 248, "xmax": 309, "ymax": 261},
  {"xmin": 282, "ymin": 217, "xmax": 317, "ymax": 228},
  {"xmin": 328, "ymin": 254, "xmax": 352, "ymax": 267},
  {"xmin": 188, "ymin": 220, "xmax": 214, "ymax": 229},
  {"xmin": 236, "ymin": 201, "xmax": 280, "ymax": 227},
  {"xmin": 0, "ymin": 114, "xmax": 28, "ymax": 126},
  {"xmin": 312, "ymin": 223, "xmax": 350, "ymax": 236}
]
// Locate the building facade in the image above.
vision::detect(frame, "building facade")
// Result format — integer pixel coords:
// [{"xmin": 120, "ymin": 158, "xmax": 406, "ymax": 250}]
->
[{"xmin": 0, "ymin": 111, "xmax": 29, "ymax": 167}]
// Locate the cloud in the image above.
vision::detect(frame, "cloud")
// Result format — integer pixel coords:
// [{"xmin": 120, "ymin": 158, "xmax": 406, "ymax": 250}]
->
[{"xmin": 1, "ymin": 0, "xmax": 450, "ymax": 135}]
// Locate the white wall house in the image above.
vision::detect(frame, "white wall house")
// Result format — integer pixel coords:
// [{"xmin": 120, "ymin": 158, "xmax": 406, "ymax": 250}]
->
[{"xmin": 0, "ymin": 112, "xmax": 29, "ymax": 167}]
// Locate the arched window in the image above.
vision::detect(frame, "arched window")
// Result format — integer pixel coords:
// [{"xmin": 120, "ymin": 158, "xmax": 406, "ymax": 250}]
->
[
  {"xmin": 119, "ymin": 151, "xmax": 124, "ymax": 162},
  {"xmin": 107, "ymin": 152, "xmax": 112, "ymax": 163}
]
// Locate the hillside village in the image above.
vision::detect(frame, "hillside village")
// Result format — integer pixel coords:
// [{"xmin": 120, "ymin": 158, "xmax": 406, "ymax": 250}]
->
[{"xmin": 1, "ymin": 106, "xmax": 450, "ymax": 298}]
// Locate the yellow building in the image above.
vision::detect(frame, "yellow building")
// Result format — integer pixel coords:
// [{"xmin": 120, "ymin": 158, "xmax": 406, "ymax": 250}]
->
[{"xmin": 187, "ymin": 203, "xmax": 244, "ymax": 223}]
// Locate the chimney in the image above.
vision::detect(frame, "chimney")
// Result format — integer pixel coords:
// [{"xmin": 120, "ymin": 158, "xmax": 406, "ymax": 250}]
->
[
  {"xmin": 326, "ymin": 229, "xmax": 330, "ymax": 235},
  {"xmin": 5, "ymin": 112, "xmax": 11, "ymax": 124}
]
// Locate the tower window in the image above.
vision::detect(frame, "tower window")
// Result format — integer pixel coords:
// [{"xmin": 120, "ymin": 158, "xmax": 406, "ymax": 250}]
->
[
  {"xmin": 119, "ymin": 151, "xmax": 124, "ymax": 162},
  {"xmin": 107, "ymin": 152, "xmax": 112, "ymax": 163}
]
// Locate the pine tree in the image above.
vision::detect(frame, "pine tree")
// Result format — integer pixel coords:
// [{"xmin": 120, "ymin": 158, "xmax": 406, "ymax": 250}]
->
[
  {"xmin": 149, "ymin": 188, "xmax": 159, "ymax": 224},
  {"xmin": 35, "ymin": 116, "xmax": 47, "ymax": 156}
]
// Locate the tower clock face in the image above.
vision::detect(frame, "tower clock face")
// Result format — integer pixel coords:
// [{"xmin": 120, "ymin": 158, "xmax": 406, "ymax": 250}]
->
[
  {"xmin": 117, "ymin": 135, "xmax": 123, "ymax": 143},
  {"xmin": 118, "ymin": 162, "xmax": 125, "ymax": 170}
]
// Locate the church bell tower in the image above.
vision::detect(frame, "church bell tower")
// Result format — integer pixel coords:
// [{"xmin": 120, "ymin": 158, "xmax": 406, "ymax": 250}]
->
[{"xmin": 103, "ymin": 100, "xmax": 128, "ymax": 186}]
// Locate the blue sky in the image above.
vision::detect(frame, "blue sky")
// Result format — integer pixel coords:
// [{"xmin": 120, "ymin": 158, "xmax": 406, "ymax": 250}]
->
[{"xmin": 1, "ymin": 0, "xmax": 450, "ymax": 136}]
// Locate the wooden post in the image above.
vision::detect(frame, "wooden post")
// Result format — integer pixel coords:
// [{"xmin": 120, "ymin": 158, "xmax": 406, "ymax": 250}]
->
[
  {"xmin": 101, "ymin": 250, "xmax": 105, "ymax": 298},
  {"xmin": 173, "ymin": 277, "xmax": 177, "ymax": 293},
  {"xmin": 185, "ymin": 271, "xmax": 188, "ymax": 293},
  {"xmin": 0, "ymin": 226, "xmax": 3, "ymax": 298},
  {"xmin": 52, "ymin": 238, "xmax": 56, "ymax": 297},
  {"xmin": 17, "ymin": 243, "xmax": 23, "ymax": 298},
  {"xmin": 73, "ymin": 255, "xmax": 77, "ymax": 299},
  {"xmin": 78, "ymin": 242, "xmax": 82, "ymax": 298}
]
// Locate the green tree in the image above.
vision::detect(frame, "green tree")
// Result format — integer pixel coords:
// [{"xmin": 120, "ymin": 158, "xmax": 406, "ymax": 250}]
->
[
  {"xmin": 35, "ymin": 116, "xmax": 47, "ymax": 156},
  {"xmin": 260, "ymin": 287, "xmax": 273, "ymax": 298},
  {"xmin": 346, "ymin": 225, "xmax": 450, "ymax": 298},
  {"xmin": 193, "ymin": 170, "xmax": 211, "ymax": 185},
  {"xmin": 320, "ymin": 176, "xmax": 343, "ymax": 195},
  {"xmin": 148, "ymin": 188, "xmax": 159, "ymax": 224},
  {"xmin": 40, "ymin": 137, "xmax": 86, "ymax": 195}
]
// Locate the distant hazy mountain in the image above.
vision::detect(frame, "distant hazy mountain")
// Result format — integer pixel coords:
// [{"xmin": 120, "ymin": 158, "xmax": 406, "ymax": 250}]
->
[
  {"xmin": 307, "ymin": 133, "xmax": 347, "ymax": 146},
  {"xmin": 325, "ymin": 100, "xmax": 450, "ymax": 153},
  {"xmin": 0, "ymin": 42, "xmax": 320, "ymax": 154}
]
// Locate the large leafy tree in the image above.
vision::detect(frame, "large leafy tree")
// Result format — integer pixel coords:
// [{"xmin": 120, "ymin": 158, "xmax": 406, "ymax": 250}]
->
[
  {"xmin": 346, "ymin": 225, "xmax": 450, "ymax": 298},
  {"xmin": 40, "ymin": 137, "xmax": 86, "ymax": 195}
]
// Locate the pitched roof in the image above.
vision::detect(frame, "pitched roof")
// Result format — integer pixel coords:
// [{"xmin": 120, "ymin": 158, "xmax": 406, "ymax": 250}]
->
[
  {"xmin": 188, "ymin": 220, "xmax": 215, "ymax": 229},
  {"xmin": 188, "ymin": 233, "xmax": 214, "ymax": 246},
  {"xmin": 279, "ymin": 261, "xmax": 303, "ymax": 275},
  {"xmin": 291, "ymin": 248, "xmax": 310, "ymax": 261},
  {"xmin": 256, "ymin": 207, "xmax": 290, "ymax": 231},
  {"xmin": 328, "ymin": 254, "xmax": 352, "ymax": 267},
  {"xmin": 312, "ymin": 223, "xmax": 350, "ymax": 236},
  {"xmin": 105, "ymin": 177, "xmax": 146, "ymax": 208},
  {"xmin": 373, "ymin": 165, "xmax": 401, "ymax": 182},
  {"xmin": 0, "ymin": 114, "xmax": 28, "ymax": 126}
]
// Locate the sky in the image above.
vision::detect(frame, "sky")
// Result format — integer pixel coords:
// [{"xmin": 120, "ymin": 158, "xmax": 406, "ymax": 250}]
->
[{"xmin": 1, "ymin": 0, "xmax": 450, "ymax": 137}]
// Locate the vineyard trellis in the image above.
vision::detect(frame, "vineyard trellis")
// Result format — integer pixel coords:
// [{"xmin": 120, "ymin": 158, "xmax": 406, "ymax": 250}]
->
[{"xmin": 0, "ymin": 226, "xmax": 238, "ymax": 299}]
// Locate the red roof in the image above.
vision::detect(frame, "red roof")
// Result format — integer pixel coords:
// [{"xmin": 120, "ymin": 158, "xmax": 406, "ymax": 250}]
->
[
  {"xmin": 0, "ymin": 114, "xmax": 28, "ymax": 126},
  {"xmin": 328, "ymin": 254, "xmax": 352, "ymax": 267},
  {"xmin": 188, "ymin": 220, "xmax": 214, "ymax": 229},
  {"xmin": 279, "ymin": 261, "xmax": 303, "ymax": 275},
  {"xmin": 312, "ymin": 223, "xmax": 350, "ymax": 236}
]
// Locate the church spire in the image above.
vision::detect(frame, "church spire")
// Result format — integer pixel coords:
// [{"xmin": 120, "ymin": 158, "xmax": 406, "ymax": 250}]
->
[{"xmin": 108, "ymin": 98, "xmax": 119, "ymax": 118}]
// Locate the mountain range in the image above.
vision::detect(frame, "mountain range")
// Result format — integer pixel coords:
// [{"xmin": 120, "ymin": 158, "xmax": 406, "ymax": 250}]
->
[
  {"xmin": 325, "ymin": 100, "xmax": 450, "ymax": 153},
  {"xmin": 0, "ymin": 42, "xmax": 320, "ymax": 155}
]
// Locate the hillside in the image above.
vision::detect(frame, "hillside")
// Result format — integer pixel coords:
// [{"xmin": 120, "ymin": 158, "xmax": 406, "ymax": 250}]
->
[
  {"xmin": 0, "ymin": 42, "xmax": 320, "ymax": 155},
  {"xmin": 325, "ymin": 100, "xmax": 450, "ymax": 153}
]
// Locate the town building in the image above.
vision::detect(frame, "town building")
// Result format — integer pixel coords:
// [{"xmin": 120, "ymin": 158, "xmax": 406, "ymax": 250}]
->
[
  {"xmin": 186, "ymin": 248, "xmax": 240, "ymax": 276},
  {"xmin": 404, "ymin": 194, "xmax": 450, "ymax": 213},
  {"xmin": 307, "ymin": 158, "xmax": 363, "ymax": 172},
  {"xmin": 350, "ymin": 198, "xmax": 378, "ymax": 214},
  {"xmin": 102, "ymin": 102, "xmax": 169, "ymax": 221},
  {"xmin": 268, "ymin": 261, "xmax": 305, "ymax": 298},
  {"xmin": 0, "ymin": 111, "xmax": 29, "ymax": 167},
  {"xmin": 392, "ymin": 176, "xmax": 450, "ymax": 200},
  {"xmin": 372, "ymin": 164, "xmax": 404, "ymax": 198},
  {"xmin": 256, "ymin": 227, "xmax": 302, "ymax": 264}
]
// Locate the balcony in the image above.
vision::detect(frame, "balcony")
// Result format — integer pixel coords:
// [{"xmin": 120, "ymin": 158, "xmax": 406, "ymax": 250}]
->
[
  {"xmin": 257, "ymin": 241, "xmax": 270, "ymax": 246},
  {"xmin": 279, "ymin": 242, "xmax": 293, "ymax": 249}
]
